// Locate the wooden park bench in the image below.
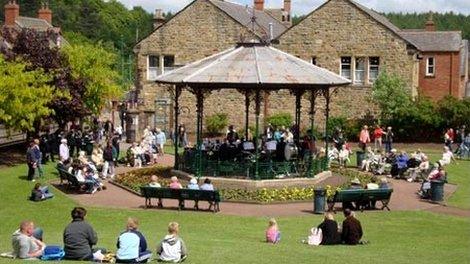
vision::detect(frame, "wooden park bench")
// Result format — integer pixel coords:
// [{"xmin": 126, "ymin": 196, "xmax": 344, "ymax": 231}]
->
[
  {"xmin": 327, "ymin": 188, "xmax": 393, "ymax": 212},
  {"xmin": 56, "ymin": 167, "xmax": 87, "ymax": 191},
  {"xmin": 140, "ymin": 186, "xmax": 221, "ymax": 213}
]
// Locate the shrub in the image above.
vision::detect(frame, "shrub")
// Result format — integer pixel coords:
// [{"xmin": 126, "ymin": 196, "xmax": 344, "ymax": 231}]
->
[
  {"xmin": 266, "ymin": 113, "xmax": 292, "ymax": 129},
  {"xmin": 220, "ymin": 187, "xmax": 315, "ymax": 203},
  {"xmin": 114, "ymin": 165, "xmax": 173, "ymax": 192},
  {"xmin": 206, "ymin": 113, "xmax": 228, "ymax": 136}
]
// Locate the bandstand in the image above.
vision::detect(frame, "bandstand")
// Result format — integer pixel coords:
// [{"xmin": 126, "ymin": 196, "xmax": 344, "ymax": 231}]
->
[{"xmin": 155, "ymin": 42, "xmax": 350, "ymax": 179}]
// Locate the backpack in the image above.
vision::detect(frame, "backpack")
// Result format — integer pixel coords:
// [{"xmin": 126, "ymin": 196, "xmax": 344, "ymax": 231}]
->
[
  {"xmin": 41, "ymin": 246, "xmax": 65, "ymax": 261},
  {"xmin": 307, "ymin": 228, "xmax": 323, "ymax": 246}
]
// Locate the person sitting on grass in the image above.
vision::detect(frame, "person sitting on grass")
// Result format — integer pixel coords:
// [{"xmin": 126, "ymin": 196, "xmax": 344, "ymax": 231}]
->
[
  {"xmin": 265, "ymin": 218, "xmax": 281, "ymax": 244},
  {"xmin": 341, "ymin": 209, "xmax": 363, "ymax": 245},
  {"xmin": 438, "ymin": 146, "xmax": 456, "ymax": 167},
  {"xmin": 63, "ymin": 207, "xmax": 98, "ymax": 261},
  {"xmin": 187, "ymin": 178, "xmax": 199, "ymax": 190},
  {"xmin": 116, "ymin": 218, "xmax": 152, "ymax": 263},
  {"xmin": 30, "ymin": 183, "xmax": 54, "ymax": 202},
  {"xmin": 169, "ymin": 176, "xmax": 182, "ymax": 189},
  {"xmin": 317, "ymin": 212, "xmax": 341, "ymax": 245},
  {"xmin": 157, "ymin": 222, "xmax": 187, "ymax": 263},
  {"xmin": 11, "ymin": 221, "xmax": 46, "ymax": 259}
]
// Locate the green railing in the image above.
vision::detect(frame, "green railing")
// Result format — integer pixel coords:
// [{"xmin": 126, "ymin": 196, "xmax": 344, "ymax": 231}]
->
[{"xmin": 178, "ymin": 152, "xmax": 328, "ymax": 180}]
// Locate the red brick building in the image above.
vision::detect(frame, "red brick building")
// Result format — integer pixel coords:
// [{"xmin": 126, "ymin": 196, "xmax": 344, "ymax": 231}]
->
[{"xmin": 402, "ymin": 18, "xmax": 468, "ymax": 101}]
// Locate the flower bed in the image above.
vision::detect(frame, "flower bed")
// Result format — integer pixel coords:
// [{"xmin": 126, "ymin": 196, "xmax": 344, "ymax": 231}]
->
[
  {"xmin": 113, "ymin": 165, "xmax": 372, "ymax": 203},
  {"xmin": 114, "ymin": 165, "xmax": 173, "ymax": 192}
]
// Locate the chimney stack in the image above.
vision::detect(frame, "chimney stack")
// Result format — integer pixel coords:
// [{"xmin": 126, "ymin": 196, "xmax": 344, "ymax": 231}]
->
[
  {"xmin": 38, "ymin": 3, "xmax": 52, "ymax": 24},
  {"xmin": 283, "ymin": 0, "xmax": 291, "ymax": 14},
  {"xmin": 425, "ymin": 12, "xmax": 436, "ymax": 31},
  {"xmin": 254, "ymin": 0, "xmax": 264, "ymax": 11},
  {"xmin": 4, "ymin": 0, "xmax": 19, "ymax": 27},
  {"xmin": 153, "ymin": 9, "xmax": 165, "ymax": 29}
]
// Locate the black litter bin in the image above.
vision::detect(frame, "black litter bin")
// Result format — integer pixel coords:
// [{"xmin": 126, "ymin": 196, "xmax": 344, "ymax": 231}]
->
[
  {"xmin": 430, "ymin": 180, "xmax": 445, "ymax": 202},
  {"xmin": 356, "ymin": 151, "xmax": 365, "ymax": 168},
  {"xmin": 314, "ymin": 188, "xmax": 326, "ymax": 214}
]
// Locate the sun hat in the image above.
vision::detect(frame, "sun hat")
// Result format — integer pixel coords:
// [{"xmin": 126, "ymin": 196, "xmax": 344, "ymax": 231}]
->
[
  {"xmin": 351, "ymin": 178, "xmax": 361, "ymax": 185},
  {"xmin": 190, "ymin": 178, "xmax": 197, "ymax": 185}
]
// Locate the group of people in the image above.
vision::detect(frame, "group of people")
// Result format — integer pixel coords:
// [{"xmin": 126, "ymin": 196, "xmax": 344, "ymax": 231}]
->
[
  {"xmin": 9, "ymin": 207, "xmax": 187, "ymax": 263},
  {"xmin": 125, "ymin": 126, "xmax": 167, "ymax": 168},
  {"xmin": 444, "ymin": 126, "xmax": 470, "ymax": 159},
  {"xmin": 266, "ymin": 209, "xmax": 364, "ymax": 246}
]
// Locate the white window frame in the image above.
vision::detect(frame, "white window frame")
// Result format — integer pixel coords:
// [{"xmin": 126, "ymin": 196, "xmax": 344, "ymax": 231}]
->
[
  {"xmin": 340, "ymin": 56, "xmax": 352, "ymax": 81},
  {"xmin": 426, "ymin": 57, "xmax": 435, "ymax": 76},
  {"xmin": 147, "ymin": 55, "xmax": 160, "ymax": 81},
  {"xmin": 354, "ymin": 57, "xmax": 366, "ymax": 85},
  {"xmin": 368, "ymin": 57, "xmax": 380, "ymax": 83}
]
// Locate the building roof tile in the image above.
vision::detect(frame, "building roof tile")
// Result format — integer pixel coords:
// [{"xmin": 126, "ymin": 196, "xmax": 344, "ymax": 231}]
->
[{"xmin": 400, "ymin": 31, "xmax": 462, "ymax": 52}]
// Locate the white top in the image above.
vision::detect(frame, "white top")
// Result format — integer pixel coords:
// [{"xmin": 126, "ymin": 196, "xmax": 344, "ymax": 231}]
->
[{"xmin": 59, "ymin": 143, "xmax": 70, "ymax": 161}]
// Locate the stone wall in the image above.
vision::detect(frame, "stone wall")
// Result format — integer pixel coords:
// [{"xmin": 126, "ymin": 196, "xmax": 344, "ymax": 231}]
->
[
  {"xmin": 133, "ymin": 0, "xmax": 419, "ymax": 138},
  {"xmin": 275, "ymin": 0, "xmax": 418, "ymax": 121}
]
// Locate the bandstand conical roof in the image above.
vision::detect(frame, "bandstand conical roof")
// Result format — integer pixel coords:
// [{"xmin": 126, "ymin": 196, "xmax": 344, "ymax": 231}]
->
[{"xmin": 155, "ymin": 43, "xmax": 351, "ymax": 90}]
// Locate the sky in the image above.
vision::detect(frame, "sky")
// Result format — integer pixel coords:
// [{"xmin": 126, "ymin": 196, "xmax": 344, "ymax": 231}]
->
[{"xmin": 117, "ymin": 0, "xmax": 470, "ymax": 15}]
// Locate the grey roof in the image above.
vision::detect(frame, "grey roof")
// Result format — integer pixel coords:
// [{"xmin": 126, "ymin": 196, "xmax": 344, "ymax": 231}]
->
[
  {"xmin": 400, "ymin": 31, "xmax": 462, "ymax": 52},
  {"xmin": 155, "ymin": 43, "xmax": 350, "ymax": 89},
  {"xmin": 209, "ymin": 0, "xmax": 287, "ymax": 39},
  {"xmin": 16, "ymin": 16, "xmax": 52, "ymax": 31}
]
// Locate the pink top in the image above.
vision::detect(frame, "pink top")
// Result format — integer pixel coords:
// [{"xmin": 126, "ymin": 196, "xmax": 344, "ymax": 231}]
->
[
  {"xmin": 266, "ymin": 227, "xmax": 279, "ymax": 243},
  {"xmin": 359, "ymin": 129, "xmax": 371, "ymax": 143},
  {"xmin": 169, "ymin": 182, "xmax": 182, "ymax": 189}
]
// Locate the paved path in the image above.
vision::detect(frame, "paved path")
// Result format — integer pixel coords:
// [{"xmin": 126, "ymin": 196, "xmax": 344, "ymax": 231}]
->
[{"xmin": 57, "ymin": 149, "xmax": 470, "ymax": 218}]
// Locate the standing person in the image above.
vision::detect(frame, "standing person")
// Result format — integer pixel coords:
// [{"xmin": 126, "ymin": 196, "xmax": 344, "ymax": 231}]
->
[
  {"xmin": 156, "ymin": 222, "xmax": 187, "ymax": 263},
  {"xmin": 11, "ymin": 221, "xmax": 45, "ymax": 259},
  {"xmin": 384, "ymin": 127, "xmax": 394, "ymax": 153},
  {"xmin": 317, "ymin": 212, "xmax": 341, "ymax": 245},
  {"xmin": 112, "ymin": 133, "xmax": 121, "ymax": 162},
  {"xmin": 359, "ymin": 125, "xmax": 370, "ymax": 152},
  {"xmin": 341, "ymin": 209, "xmax": 363, "ymax": 245},
  {"xmin": 63, "ymin": 207, "xmax": 98, "ymax": 261},
  {"xmin": 265, "ymin": 123, "xmax": 273, "ymax": 141},
  {"xmin": 333, "ymin": 128, "xmax": 345, "ymax": 151},
  {"xmin": 226, "ymin": 125, "xmax": 239, "ymax": 144},
  {"xmin": 178, "ymin": 125, "xmax": 188, "ymax": 148},
  {"xmin": 155, "ymin": 129, "xmax": 166, "ymax": 156},
  {"xmin": 444, "ymin": 128, "xmax": 455, "ymax": 151},
  {"xmin": 26, "ymin": 142, "xmax": 38, "ymax": 181},
  {"xmin": 373, "ymin": 125, "xmax": 385, "ymax": 151},
  {"xmin": 116, "ymin": 218, "xmax": 152, "ymax": 263},
  {"xmin": 102, "ymin": 141, "xmax": 117, "ymax": 179},
  {"xmin": 59, "ymin": 139, "xmax": 70, "ymax": 162},
  {"xmin": 32, "ymin": 139, "xmax": 43, "ymax": 178}
]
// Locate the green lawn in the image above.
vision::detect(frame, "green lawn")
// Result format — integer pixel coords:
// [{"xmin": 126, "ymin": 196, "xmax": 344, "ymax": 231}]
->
[{"xmin": 0, "ymin": 160, "xmax": 469, "ymax": 263}]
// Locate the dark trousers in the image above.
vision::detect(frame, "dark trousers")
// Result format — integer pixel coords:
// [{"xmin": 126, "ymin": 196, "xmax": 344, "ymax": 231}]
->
[
  {"xmin": 27, "ymin": 163, "xmax": 35, "ymax": 181},
  {"xmin": 384, "ymin": 142, "xmax": 392, "ymax": 153}
]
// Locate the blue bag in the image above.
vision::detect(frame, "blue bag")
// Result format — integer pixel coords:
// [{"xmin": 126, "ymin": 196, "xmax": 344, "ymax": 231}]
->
[{"xmin": 41, "ymin": 245, "xmax": 65, "ymax": 261}]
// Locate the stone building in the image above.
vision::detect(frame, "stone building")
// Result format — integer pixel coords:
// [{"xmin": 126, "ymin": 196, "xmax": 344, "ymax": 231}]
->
[
  {"xmin": 133, "ymin": 0, "xmax": 468, "ymax": 140},
  {"xmin": 132, "ymin": 0, "xmax": 289, "ymax": 140}
]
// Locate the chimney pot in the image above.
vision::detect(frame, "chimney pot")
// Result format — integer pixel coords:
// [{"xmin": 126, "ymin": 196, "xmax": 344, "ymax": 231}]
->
[
  {"xmin": 4, "ymin": 0, "xmax": 19, "ymax": 27},
  {"xmin": 153, "ymin": 9, "xmax": 166, "ymax": 29},
  {"xmin": 283, "ymin": 0, "xmax": 291, "ymax": 14},
  {"xmin": 254, "ymin": 0, "xmax": 264, "ymax": 11},
  {"xmin": 38, "ymin": 3, "xmax": 52, "ymax": 24}
]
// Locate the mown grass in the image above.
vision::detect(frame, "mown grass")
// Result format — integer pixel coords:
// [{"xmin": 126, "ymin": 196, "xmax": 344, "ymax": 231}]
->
[{"xmin": 0, "ymin": 160, "xmax": 469, "ymax": 263}]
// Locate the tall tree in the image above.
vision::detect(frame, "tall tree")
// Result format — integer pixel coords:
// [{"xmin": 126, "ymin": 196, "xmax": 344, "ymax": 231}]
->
[{"xmin": 0, "ymin": 56, "xmax": 56, "ymax": 132}]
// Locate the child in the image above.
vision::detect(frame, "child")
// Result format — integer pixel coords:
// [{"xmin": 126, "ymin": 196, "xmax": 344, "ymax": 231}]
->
[
  {"xmin": 157, "ymin": 222, "xmax": 187, "ymax": 262},
  {"xmin": 149, "ymin": 175, "xmax": 161, "ymax": 188},
  {"xmin": 30, "ymin": 183, "xmax": 54, "ymax": 202},
  {"xmin": 169, "ymin": 176, "xmax": 182, "ymax": 189},
  {"xmin": 200, "ymin": 178, "xmax": 214, "ymax": 191},
  {"xmin": 265, "ymin": 218, "xmax": 281, "ymax": 244}
]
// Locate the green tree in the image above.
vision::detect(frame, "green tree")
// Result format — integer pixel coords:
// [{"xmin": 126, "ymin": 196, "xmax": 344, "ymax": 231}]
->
[
  {"xmin": 0, "ymin": 57, "xmax": 56, "ymax": 132},
  {"xmin": 63, "ymin": 42, "xmax": 123, "ymax": 115},
  {"xmin": 371, "ymin": 71, "xmax": 412, "ymax": 121}
]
